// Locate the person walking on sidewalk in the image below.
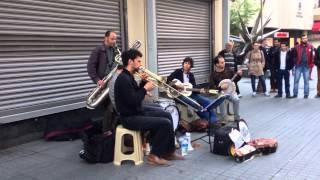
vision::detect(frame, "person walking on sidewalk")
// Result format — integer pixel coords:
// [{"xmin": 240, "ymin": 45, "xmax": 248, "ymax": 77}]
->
[
  {"xmin": 292, "ymin": 34, "xmax": 315, "ymax": 99},
  {"xmin": 274, "ymin": 43, "xmax": 294, "ymax": 98},
  {"xmin": 245, "ymin": 42, "xmax": 269, "ymax": 97}
]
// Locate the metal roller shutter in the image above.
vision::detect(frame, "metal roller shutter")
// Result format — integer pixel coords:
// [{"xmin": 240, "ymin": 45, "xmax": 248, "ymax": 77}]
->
[
  {"xmin": 0, "ymin": 0, "xmax": 123, "ymax": 123},
  {"xmin": 156, "ymin": 0, "xmax": 212, "ymax": 84}
]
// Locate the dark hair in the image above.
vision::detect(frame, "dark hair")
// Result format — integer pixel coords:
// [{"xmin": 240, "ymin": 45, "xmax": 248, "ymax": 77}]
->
[
  {"xmin": 182, "ymin": 57, "xmax": 194, "ymax": 68},
  {"xmin": 213, "ymin": 55, "xmax": 224, "ymax": 65},
  {"xmin": 117, "ymin": 65, "xmax": 124, "ymax": 70},
  {"xmin": 105, "ymin": 30, "xmax": 116, "ymax": 37},
  {"xmin": 121, "ymin": 49, "xmax": 143, "ymax": 66},
  {"xmin": 280, "ymin": 42, "xmax": 287, "ymax": 46},
  {"xmin": 301, "ymin": 34, "xmax": 307, "ymax": 38}
]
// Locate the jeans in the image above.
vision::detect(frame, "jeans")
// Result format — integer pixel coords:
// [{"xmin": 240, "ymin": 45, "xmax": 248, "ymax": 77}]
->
[
  {"xmin": 219, "ymin": 94, "xmax": 240, "ymax": 120},
  {"xmin": 178, "ymin": 94, "xmax": 226, "ymax": 123},
  {"xmin": 317, "ymin": 66, "xmax": 320, "ymax": 96},
  {"xmin": 250, "ymin": 75, "xmax": 267, "ymax": 93},
  {"xmin": 277, "ymin": 69, "xmax": 290, "ymax": 96},
  {"xmin": 293, "ymin": 65, "xmax": 309, "ymax": 96},
  {"xmin": 270, "ymin": 68, "xmax": 277, "ymax": 90}
]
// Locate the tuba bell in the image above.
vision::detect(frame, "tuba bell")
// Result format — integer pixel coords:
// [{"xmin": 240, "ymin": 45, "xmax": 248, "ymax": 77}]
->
[{"xmin": 86, "ymin": 40, "xmax": 141, "ymax": 109}]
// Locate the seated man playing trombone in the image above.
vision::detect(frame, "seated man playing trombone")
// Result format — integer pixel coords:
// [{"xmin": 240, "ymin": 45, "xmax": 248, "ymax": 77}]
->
[
  {"xmin": 114, "ymin": 49, "xmax": 183, "ymax": 166},
  {"xmin": 167, "ymin": 57, "xmax": 227, "ymax": 124},
  {"xmin": 209, "ymin": 55, "xmax": 242, "ymax": 121}
]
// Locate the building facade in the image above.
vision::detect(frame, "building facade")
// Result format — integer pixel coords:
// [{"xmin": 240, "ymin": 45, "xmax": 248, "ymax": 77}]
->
[{"xmin": 0, "ymin": 0, "xmax": 228, "ymax": 124}]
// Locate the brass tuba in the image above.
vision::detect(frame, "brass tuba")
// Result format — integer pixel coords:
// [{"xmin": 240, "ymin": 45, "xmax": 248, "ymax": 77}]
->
[{"xmin": 86, "ymin": 40, "xmax": 141, "ymax": 109}]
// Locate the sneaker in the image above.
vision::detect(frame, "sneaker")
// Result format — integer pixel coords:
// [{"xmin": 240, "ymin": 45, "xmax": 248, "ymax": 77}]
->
[
  {"xmin": 304, "ymin": 95, "xmax": 308, "ymax": 99},
  {"xmin": 252, "ymin": 92, "xmax": 256, "ymax": 97},
  {"xmin": 274, "ymin": 94, "xmax": 282, "ymax": 98},
  {"xmin": 264, "ymin": 92, "xmax": 270, "ymax": 97},
  {"xmin": 237, "ymin": 94, "xmax": 242, "ymax": 98},
  {"xmin": 292, "ymin": 95, "xmax": 298, "ymax": 98}
]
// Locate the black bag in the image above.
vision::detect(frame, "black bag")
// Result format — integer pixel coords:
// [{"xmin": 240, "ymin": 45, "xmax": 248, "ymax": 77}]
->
[
  {"xmin": 79, "ymin": 121, "xmax": 115, "ymax": 163},
  {"xmin": 212, "ymin": 122, "xmax": 238, "ymax": 156}
]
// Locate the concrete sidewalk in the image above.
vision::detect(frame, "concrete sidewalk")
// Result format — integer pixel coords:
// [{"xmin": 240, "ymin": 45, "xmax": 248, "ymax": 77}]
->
[{"xmin": 1, "ymin": 71, "xmax": 320, "ymax": 180}]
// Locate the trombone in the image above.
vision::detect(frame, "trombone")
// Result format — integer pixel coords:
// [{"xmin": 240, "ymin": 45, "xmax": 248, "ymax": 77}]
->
[{"xmin": 138, "ymin": 67, "xmax": 203, "ymax": 111}]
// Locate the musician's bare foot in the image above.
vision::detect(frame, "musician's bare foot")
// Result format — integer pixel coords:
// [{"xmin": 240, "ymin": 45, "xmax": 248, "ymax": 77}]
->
[
  {"xmin": 163, "ymin": 151, "xmax": 185, "ymax": 161},
  {"xmin": 147, "ymin": 154, "xmax": 171, "ymax": 166}
]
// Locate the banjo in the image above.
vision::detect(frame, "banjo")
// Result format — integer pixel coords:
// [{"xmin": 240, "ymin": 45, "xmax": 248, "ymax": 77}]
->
[
  {"xmin": 172, "ymin": 69, "xmax": 240, "ymax": 97},
  {"xmin": 171, "ymin": 79, "xmax": 219, "ymax": 97}
]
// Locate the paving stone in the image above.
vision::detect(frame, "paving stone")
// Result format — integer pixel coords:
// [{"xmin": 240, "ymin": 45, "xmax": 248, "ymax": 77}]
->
[{"xmin": 0, "ymin": 75, "xmax": 320, "ymax": 179}]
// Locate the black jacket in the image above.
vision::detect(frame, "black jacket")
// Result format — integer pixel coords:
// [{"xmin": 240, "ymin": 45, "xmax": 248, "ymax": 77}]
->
[
  {"xmin": 167, "ymin": 68, "xmax": 196, "ymax": 87},
  {"xmin": 87, "ymin": 43, "xmax": 115, "ymax": 83},
  {"xmin": 315, "ymin": 45, "xmax": 320, "ymax": 67},
  {"xmin": 274, "ymin": 50, "xmax": 294, "ymax": 71},
  {"xmin": 114, "ymin": 69, "xmax": 147, "ymax": 117}
]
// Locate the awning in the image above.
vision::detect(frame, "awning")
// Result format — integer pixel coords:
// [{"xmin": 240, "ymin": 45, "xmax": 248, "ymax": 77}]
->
[{"xmin": 312, "ymin": 21, "xmax": 320, "ymax": 32}]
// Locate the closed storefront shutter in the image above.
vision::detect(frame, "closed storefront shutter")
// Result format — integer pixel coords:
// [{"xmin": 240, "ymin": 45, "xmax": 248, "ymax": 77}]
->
[
  {"xmin": 156, "ymin": 0, "xmax": 212, "ymax": 84},
  {"xmin": 0, "ymin": 0, "xmax": 123, "ymax": 123}
]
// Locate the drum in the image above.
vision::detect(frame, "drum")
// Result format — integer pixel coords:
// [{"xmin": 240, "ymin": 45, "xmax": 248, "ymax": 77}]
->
[{"xmin": 155, "ymin": 98, "xmax": 180, "ymax": 131}]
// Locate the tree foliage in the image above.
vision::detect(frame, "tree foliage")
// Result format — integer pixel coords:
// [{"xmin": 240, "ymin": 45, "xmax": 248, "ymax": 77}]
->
[{"xmin": 230, "ymin": 0, "xmax": 259, "ymax": 36}]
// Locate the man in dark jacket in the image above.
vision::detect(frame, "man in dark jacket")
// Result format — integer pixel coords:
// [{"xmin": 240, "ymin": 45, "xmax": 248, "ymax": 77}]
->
[
  {"xmin": 167, "ymin": 57, "xmax": 226, "ymax": 124},
  {"xmin": 218, "ymin": 41, "xmax": 242, "ymax": 96},
  {"xmin": 115, "ymin": 49, "xmax": 183, "ymax": 166},
  {"xmin": 86, "ymin": 31, "xmax": 117, "ymax": 131},
  {"xmin": 274, "ymin": 43, "xmax": 294, "ymax": 98},
  {"xmin": 87, "ymin": 30, "xmax": 117, "ymax": 86},
  {"xmin": 269, "ymin": 39, "xmax": 280, "ymax": 93}
]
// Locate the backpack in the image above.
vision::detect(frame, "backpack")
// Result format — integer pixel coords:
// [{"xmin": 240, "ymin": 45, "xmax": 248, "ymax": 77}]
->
[
  {"xmin": 212, "ymin": 121, "xmax": 238, "ymax": 156},
  {"xmin": 212, "ymin": 119, "xmax": 249, "ymax": 156},
  {"xmin": 79, "ymin": 121, "xmax": 115, "ymax": 163}
]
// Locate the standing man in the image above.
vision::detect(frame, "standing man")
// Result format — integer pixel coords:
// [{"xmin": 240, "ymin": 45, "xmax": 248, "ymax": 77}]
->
[
  {"xmin": 87, "ymin": 30, "xmax": 117, "ymax": 86},
  {"xmin": 274, "ymin": 43, "xmax": 294, "ymax": 98},
  {"xmin": 292, "ymin": 34, "xmax": 315, "ymax": 99},
  {"xmin": 258, "ymin": 39, "xmax": 271, "ymax": 93},
  {"xmin": 218, "ymin": 41, "xmax": 242, "ymax": 97},
  {"xmin": 209, "ymin": 55, "xmax": 242, "ymax": 121},
  {"xmin": 115, "ymin": 49, "xmax": 183, "ymax": 166},
  {"xmin": 269, "ymin": 39, "xmax": 281, "ymax": 93},
  {"xmin": 87, "ymin": 30, "xmax": 117, "ymax": 131}
]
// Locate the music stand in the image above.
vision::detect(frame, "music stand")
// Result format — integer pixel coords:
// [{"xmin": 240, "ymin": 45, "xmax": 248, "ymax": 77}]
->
[{"xmin": 191, "ymin": 95, "xmax": 229, "ymax": 152}]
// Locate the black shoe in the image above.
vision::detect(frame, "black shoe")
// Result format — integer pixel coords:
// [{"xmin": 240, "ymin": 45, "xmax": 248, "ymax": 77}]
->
[
  {"xmin": 304, "ymin": 95, "xmax": 308, "ymax": 99},
  {"xmin": 274, "ymin": 94, "xmax": 282, "ymax": 98},
  {"xmin": 292, "ymin": 95, "xmax": 298, "ymax": 98},
  {"xmin": 315, "ymin": 94, "xmax": 320, "ymax": 98},
  {"xmin": 286, "ymin": 95, "xmax": 293, "ymax": 99}
]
